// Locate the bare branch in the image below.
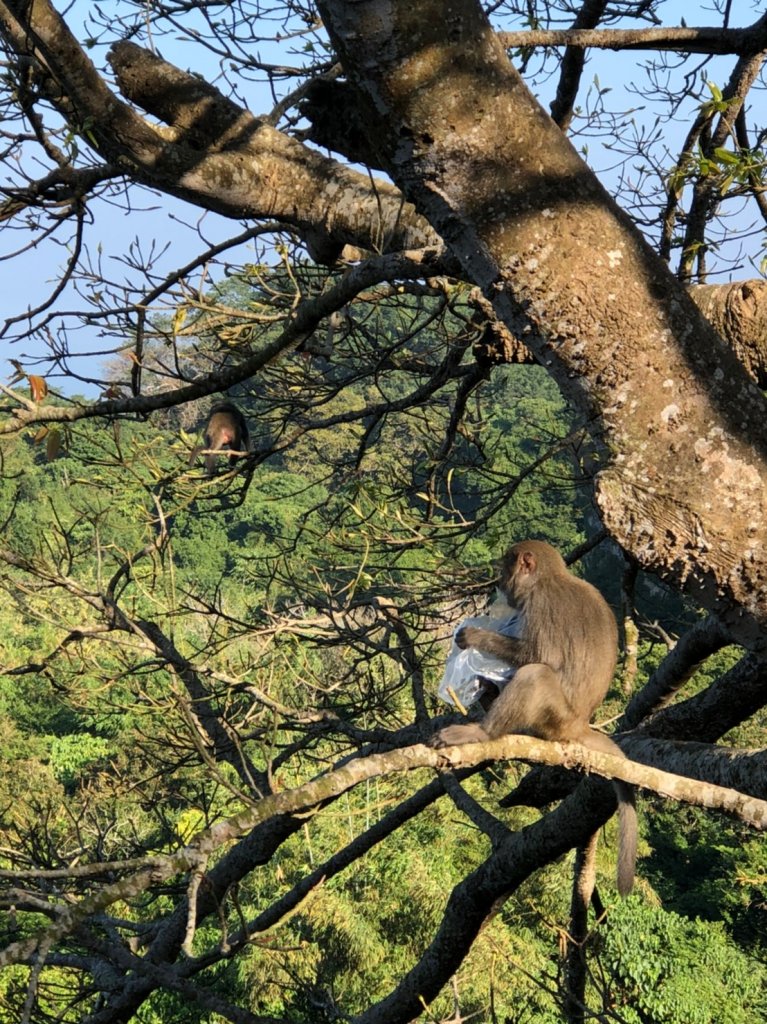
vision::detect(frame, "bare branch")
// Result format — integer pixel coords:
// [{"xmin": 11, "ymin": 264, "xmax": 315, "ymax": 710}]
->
[
  {"xmin": 499, "ymin": 17, "xmax": 767, "ymax": 57},
  {"xmin": 2, "ymin": 735, "xmax": 765, "ymax": 970}
]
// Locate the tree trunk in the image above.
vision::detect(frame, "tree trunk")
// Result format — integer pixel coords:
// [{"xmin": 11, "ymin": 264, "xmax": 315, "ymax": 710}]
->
[
  {"xmin": 690, "ymin": 281, "xmax": 767, "ymax": 388},
  {"xmin": 318, "ymin": 0, "xmax": 767, "ymax": 644}
]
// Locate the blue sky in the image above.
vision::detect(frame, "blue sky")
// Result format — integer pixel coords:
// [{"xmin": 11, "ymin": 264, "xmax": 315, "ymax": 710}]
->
[{"xmin": 3, "ymin": 0, "xmax": 762, "ymax": 394}]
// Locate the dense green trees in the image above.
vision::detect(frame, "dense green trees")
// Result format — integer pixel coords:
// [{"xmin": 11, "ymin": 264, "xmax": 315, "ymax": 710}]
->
[
  {"xmin": 0, "ymin": 339, "xmax": 764, "ymax": 1022},
  {"xmin": 1, "ymin": 1, "xmax": 767, "ymax": 1022}
]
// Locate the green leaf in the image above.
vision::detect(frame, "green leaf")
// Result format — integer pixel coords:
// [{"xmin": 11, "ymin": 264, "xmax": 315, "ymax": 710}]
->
[{"xmin": 713, "ymin": 147, "xmax": 741, "ymax": 165}]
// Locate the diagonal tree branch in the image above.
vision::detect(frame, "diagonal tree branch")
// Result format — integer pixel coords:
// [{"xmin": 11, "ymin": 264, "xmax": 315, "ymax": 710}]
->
[
  {"xmin": 0, "ymin": 1, "xmax": 441, "ymax": 262},
  {"xmin": 2, "ymin": 735, "xmax": 764, "ymax": 970}
]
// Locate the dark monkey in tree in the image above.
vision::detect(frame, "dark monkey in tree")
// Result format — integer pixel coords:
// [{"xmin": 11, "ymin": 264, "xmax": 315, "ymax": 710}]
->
[
  {"xmin": 191, "ymin": 402, "xmax": 250, "ymax": 477},
  {"xmin": 433, "ymin": 540, "xmax": 637, "ymax": 895}
]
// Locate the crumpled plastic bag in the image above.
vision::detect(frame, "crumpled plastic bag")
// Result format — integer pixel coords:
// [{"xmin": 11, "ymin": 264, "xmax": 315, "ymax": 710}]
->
[{"xmin": 437, "ymin": 601, "xmax": 524, "ymax": 709}]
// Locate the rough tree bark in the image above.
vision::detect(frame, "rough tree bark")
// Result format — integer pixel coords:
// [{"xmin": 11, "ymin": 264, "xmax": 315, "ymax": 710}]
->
[
  {"xmin": 690, "ymin": 281, "xmax": 767, "ymax": 388},
  {"xmin": 316, "ymin": 0, "xmax": 767, "ymax": 645},
  {"xmin": 105, "ymin": 39, "xmax": 767, "ymax": 383}
]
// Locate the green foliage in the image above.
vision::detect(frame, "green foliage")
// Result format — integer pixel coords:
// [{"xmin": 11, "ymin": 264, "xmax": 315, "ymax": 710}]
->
[
  {"xmin": 0, "ymin": 671, "xmax": 77, "ymax": 738},
  {"xmin": 666, "ymin": 81, "xmax": 765, "ymax": 203},
  {"xmin": 644, "ymin": 800, "xmax": 767, "ymax": 951},
  {"xmin": 602, "ymin": 898, "xmax": 767, "ymax": 1023},
  {"xmin": 0, "ymin": 280, "xmax": 761, "ymax": 1024},
  {"xmin": 171, "ymin": 468, "xmax": 330, "ymax": 599},
  {"xmin": 229, "ymin": 788, "xmax": 564, "ymax": 1022},
  {"xmin": 48, "ymin": 732, "xmax": 111, "ymax": 787}
]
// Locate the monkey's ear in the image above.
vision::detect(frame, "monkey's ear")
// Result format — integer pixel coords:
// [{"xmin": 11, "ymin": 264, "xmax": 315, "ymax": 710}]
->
[{"xmin": 520, "ymin": 551, "xmax": 537, "ymax": 575}]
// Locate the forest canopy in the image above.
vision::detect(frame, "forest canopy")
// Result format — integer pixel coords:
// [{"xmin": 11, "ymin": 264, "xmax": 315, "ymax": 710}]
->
[{"xmin": 0, "ymin": 1, "xmax": 766, "ymax": 1022}]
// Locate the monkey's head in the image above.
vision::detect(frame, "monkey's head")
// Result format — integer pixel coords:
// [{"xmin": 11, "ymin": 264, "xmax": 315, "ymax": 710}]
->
[{"xmin": 497, "ymin": 539, "xmax": 565, "ymax": 603}]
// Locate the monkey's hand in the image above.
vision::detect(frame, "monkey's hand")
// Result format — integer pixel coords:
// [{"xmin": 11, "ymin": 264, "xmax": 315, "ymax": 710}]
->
[
  {"xmin": 455, "ymin": 624, "xmax": 495, "ymax": 649},
  {"xmin": 455, "ymin": 625, "xmax": 523, "ymax": 664}
]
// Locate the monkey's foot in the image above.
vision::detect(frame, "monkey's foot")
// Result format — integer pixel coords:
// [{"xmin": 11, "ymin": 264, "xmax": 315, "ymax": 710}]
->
[{"xmin": 429, "ymin": 724, "xmax": 486, "ymax": 748}]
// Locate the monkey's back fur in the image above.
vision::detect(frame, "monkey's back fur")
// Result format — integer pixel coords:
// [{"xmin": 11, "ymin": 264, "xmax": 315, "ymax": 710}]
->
[{"xmin": 190, "ymin": 401, "xmax": 250, "ymax": 477}]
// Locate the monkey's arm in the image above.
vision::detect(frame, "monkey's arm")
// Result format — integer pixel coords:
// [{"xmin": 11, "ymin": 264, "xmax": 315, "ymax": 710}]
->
[{"xmin": 455, "ymin": 625, "xmax": 528, "ymax": 665}]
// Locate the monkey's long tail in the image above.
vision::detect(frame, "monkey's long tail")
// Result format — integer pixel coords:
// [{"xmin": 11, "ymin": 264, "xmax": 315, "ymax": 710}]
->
[
  {"xmin": 614, "ymin": 779, "xmax": 637, "ymax": 897},
  {"xmin": 582, "ymin": 728, "xmax": 637, "ymax": 896}
]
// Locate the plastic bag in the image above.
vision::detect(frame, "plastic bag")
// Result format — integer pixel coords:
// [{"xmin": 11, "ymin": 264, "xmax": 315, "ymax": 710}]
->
[{"xmin": 437, "ymin": 607, "xmax": 523, "ymax": 709}]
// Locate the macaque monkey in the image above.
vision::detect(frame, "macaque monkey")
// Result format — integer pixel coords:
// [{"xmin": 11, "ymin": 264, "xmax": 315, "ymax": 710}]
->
[
  {"xmin": 190, "ymin": 402, "xmax": 250, "ymax": 477},
  {"xmin": 432, "ymin": 539, "xmax": 637, "ymax": 895}
]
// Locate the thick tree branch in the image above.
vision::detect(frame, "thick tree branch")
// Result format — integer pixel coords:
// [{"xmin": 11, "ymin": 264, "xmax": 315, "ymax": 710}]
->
[
  {"xmin": 0, "ymin": 2, "xmax": 442, "ymax": 263},
  {"xmin": 350, "ymin": 733, "xmax": 767, "ymax": 1024},
  {"xmin": 3, "ymin": 4, "xmax": 766, "ymax": 394},
  {"xmin": 690, "ymin": 281, "xmax": 767, "ymax": 388},
  {"xmin": 622, "ymin": 614, "xmax": 733, "ymax": 728},
  {"xmin": 624, "ymin": 739, "xmax": 767, "ymax": 798},
  {"xmin": 502, "ymin": 648, "xmax": 767, "ymax": 812},
  {"xmin": 640, "ymin": 652, "xmax": 767, "ymax": 742}
]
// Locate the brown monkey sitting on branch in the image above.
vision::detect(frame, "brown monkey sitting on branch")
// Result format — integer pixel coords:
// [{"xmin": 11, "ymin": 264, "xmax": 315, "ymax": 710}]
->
[
  {"xmin": 432, "ymin": 539, "xmax": 637, "ymax": 895},
  {"xmin": 190, "ymin": 402, "xmax": 250, "ymax": 477}
]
